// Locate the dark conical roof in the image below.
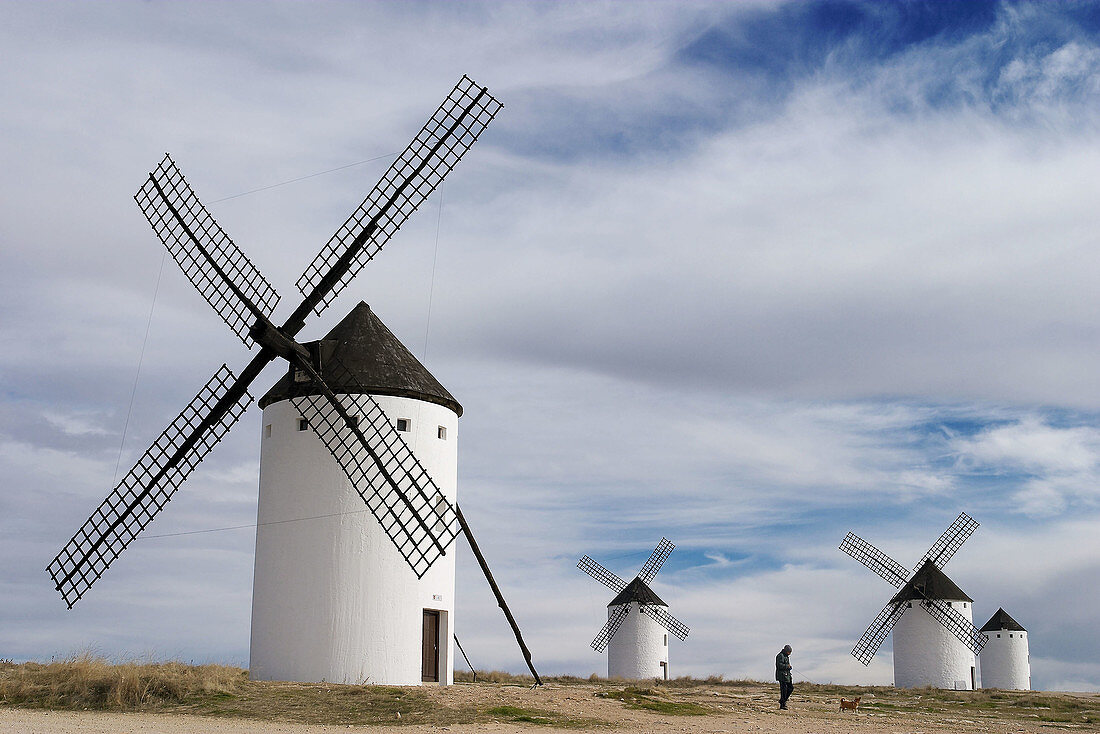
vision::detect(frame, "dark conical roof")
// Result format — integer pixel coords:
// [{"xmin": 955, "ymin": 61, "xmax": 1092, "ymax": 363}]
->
[
  {"xmin": 890, "ymin": 559, "xmax": 973, "ymax": 603},
  {"xmin": 259, "ymin": 302, "xmax": 461, "ymax": 416},
  {"xmin": 608, "ymin": 577, "xmax": 668, "ymax": 608},
  {"xmin": 980, "ymin": 608, "xmax": 1026, "ymax": 632}
]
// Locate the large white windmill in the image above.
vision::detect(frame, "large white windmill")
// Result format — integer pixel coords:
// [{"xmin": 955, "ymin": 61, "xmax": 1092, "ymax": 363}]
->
[
  {"xmin": 47, "ymin": 77, "xmax": 542, "ymax": 687},
  {"xmin": 578, "ymin": 538, "xmax": 690, "ymax": 680},
  {"xmin": 249, "ymin": 302, "xmax": 464, "ymax": 684},
  {"xmin": 840, "ymin": 513, "xmax": 988, "ymax": 689}
]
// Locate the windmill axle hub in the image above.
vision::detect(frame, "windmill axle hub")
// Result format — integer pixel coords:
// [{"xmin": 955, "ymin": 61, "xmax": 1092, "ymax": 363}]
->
[{"xmin": 249, "ymin": 319, "xmax": 311, "ymax": 363}]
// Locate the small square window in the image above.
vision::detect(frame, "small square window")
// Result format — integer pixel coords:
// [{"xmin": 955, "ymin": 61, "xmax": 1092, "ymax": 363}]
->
[
  {"xmin": 437, "ymin": 425, "xmax": 447, "ymax": 440},
  {"xmin": 298, "ymin": 418, "xmax": 309, "ymax": 432},
  {"xmin": 1009, "ymin": 633, "xmax": 1013, "ymax": 638},
  {"xmin": 997, "ymin": 633, "xmax": 1001, "ymax": 638},
  {"xmin": 396, "ymin": 418, "xmax": 410, "ymax": 432},
  {"xmin": 264, "ymin": 424, "xmax": 272, "ymax": 438}
]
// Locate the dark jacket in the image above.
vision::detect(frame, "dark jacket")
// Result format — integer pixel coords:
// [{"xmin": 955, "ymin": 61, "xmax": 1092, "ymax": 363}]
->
[{"xmin": 775, "ymin": 651, "xmax": 792, "ymax": 683}]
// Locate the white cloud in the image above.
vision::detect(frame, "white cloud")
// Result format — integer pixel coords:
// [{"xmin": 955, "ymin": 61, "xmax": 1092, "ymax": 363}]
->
[
  {"xmin": 951, "ymin": 418, "xmax": 1100, "ymax": 514},
  {"xmin": 954, "ymin": 419, "xmax": 1100, "ymax": 474},
  {"xmin": 40, "ymin": 410, "xmax": 113, "ymax": 437}
]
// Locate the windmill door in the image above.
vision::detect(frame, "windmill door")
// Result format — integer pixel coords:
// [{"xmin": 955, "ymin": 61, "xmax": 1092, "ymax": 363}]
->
[{"xmin": 422, "ymin": 610, "xmax": 440, "ymax": 682}]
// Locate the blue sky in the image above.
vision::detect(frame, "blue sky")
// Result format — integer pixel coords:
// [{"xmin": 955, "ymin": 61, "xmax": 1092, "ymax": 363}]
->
[{"xmin": 3, "ymin": 0, "xmax": 1100, "ymax": 691}]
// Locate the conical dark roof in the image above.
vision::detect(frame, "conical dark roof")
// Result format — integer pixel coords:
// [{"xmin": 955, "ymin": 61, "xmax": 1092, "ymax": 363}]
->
[
  {"xmin": 980, "ymin": 608, "xmax": 1026, "ymax": 632},
  {"xmin": 608, "ymin": 577, "xmax": 668, "ymax": 608},
  {"xmin": 890, "ymin": 559, "xmax": 973, "ymax": 603},
  {"xmin": 259, "ymin": 302, "xmax": 461, "ymax": 416}
]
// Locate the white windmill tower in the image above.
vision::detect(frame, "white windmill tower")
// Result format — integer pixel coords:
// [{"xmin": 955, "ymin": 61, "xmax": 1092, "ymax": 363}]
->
[
  {"xmin": 47, "ymin": 78, "xmax": 543, "ymax": 687},
  {"xmin": 978, "ymin": 608, "xmax": 1031, "ymax": 690},
  {"xmin": 578, "ymin": 539, "xmax": 690, "ymax": 680},
  {"xmin": 840, "ymin": 513, "xmax": 988, "ymax": 689},
  {"xmin": 249, "ymin": 302, "xmax": 463, "ymax": 685}
]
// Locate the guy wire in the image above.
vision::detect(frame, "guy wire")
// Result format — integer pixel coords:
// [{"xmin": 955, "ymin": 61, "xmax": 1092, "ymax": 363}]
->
[
  {"xmin": 209, "ymin": 153, "xmax": 398, "ymax": 203},
  {"xmin": 140, "ymin": 507, "xmax": 375, "ymax": 540},
  {"xmin": 113, "ymin": 250, "xmax": 167, "ymax": 484},
  {"xmin": 423, "ymin": 188, "xmax": 444, "ymax": 360}
]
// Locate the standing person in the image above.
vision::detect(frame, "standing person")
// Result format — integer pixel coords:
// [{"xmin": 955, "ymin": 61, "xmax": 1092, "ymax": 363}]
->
[{"xmin": 775, "ymin": 645, "xmax": 793, "ymax": 709}]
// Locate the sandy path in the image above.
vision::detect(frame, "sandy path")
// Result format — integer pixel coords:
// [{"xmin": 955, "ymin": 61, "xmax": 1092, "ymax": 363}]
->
[{"xmin": 0, "ymin": 706, "xmax": 1044, "ymax": 734}]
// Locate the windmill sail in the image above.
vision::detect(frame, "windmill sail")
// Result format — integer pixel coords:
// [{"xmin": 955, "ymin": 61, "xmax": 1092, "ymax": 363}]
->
[
  {"xmin": 290, "ymin": 357, "xmax": 459, "ymax": 578},
  {"xmin": 919, "ymin": 513, "xmax": 979, "ymax": 569},
  {"xmin": 295, "ymin": 76, "xmax": 503, "ymax": 317},
  {"xmin": 47, "ymin": 365, "xmax": 252, "ymax": 607},
  {"xmin": 135, "ymin": 155, "xmax": 281, "ymax": 345},
  {"xmin": 851, "ymin": 599, "xmax": 907, "ymax": 665},
  {"xmin": 591, "ymin": 604, "xmax": 631, "ymax": 652},
  {"xmin": 637, "ymin": 537, "xmax": 674, "ymax": 584},
  {"xmin": 839, "ymin": 532, "xmax": 909, "ymax": 588},
  {"xmin": 638, "ymin": 603, "xmax": 690, "ymax": 641},
  {"xmin": 577, "ymin": 555, "xmax": 628, "ymax": 593},
  {"xmin": 919, "ymin": 597, "xmax": 988, "ymax": 656}
]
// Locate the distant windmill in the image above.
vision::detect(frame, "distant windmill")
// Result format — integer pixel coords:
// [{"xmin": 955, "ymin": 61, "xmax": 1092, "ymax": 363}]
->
[
  {"xmin": 840, "ymin": 513, "xmax": 987, "ymax": 689},
  {"xmin": 578, "ymin": 538, "xmax": 689, "ymax": 680},
  {"xmin": 47, "ymin": 76, "xmax": 540, "ymax": 686},
  {"xmin": 978, "ymin": 608, "xmax": 1031, "ymax": 690}
]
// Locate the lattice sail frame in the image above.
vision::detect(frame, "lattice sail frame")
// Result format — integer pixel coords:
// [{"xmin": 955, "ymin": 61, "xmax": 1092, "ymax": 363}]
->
[
  {"xmin": 291, "ymin": 355, "xmax": 459, "ymax": 578},
  {"xmin": 577, "ymin": 555, "xmax": 628, "ymax": 593},
  {"xmin": 921, "ymin": 597, "xmax": 988, "ymax": 656},
  {"xmin": 135, "ymin": 155, "xmax": 280, "ymax": 345},
  {"xmin": 840, "ymin": 532, "xmax": 909, "ymax": 588},
  {"xmin": 920, "ymin": 513, "xmax": 979, "ymax": 569},
  {"xmin": 851, "ymin": 600, "xmax": 907, "ymax": 665},
  {"xmin": 296, "ymin": 76, "xmax": 503, "ymax": 316},
  {"xmin": 48, "ymin": 365, "xmax": 252, "ymax": 607},
  {"xmin": 638, "ymin": 537, "xmax": 675, "ymax": 584},
  {"xmin": 638, "ymin": 603, "xmax": 690, "ymax": 641},
  {"xmin": 591, "ymin": 604, "xmax": 631, "ymax": 652}
]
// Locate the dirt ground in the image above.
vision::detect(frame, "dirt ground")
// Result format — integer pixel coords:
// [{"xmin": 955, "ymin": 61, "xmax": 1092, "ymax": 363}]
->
[{"xmin": 3, "ymin": 678, "xmax": 1096, "ymax": 734}]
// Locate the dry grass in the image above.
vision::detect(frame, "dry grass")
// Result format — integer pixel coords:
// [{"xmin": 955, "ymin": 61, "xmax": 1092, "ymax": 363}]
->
[
  {"xmin": 455, "ymin": 669, "xmax": 536, "ymax": 685},
  {"xmin": 0, "ymin": 653, "xmax": 244, "ymax": 709},
  {"xmin": 453, "ymin": 670, "xmax": 590, "ymax": 686},
  {"xmin": 660, "ymin": 674, "xmax": 758, "ymax": 688},
  {"xmin": 4, "ymin": 658, "xmax": 1100, "ymax": 730}
]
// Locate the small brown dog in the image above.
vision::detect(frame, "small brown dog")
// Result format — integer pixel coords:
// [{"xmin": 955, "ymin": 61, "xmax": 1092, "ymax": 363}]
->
[{"xmin": 839, "ymin": 696, "xmax": 861, "ymax": 712}]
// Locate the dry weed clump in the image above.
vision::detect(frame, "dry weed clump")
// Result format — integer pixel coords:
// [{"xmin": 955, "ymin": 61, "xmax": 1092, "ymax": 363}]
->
[
  {"xmin": 0, "ymin": 652, "xmax": 245, "ymax": 710},
  {"xmin": 454, "ymin": 670, "xmax": 605, "ymax": 687},
  {"xmin": 454, "ymin": 669, "xmax": 537, "ymax": 685}
]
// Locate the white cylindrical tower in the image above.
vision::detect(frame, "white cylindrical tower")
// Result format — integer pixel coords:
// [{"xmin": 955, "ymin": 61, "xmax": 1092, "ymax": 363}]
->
[
  {"xmin": 606, "ymin": 580, "xmax": 670, "ymax": 679},
  {"xmin": 978, "ymin": 608, "xmax": 1031, "ymax": 690},
  {"xmin": 249, "ymin": 303, "xmax": 462, "ymax": 686},
  {"xmin": 891, "ymin": 561, "xmax": 977, "ymax": 689}
]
